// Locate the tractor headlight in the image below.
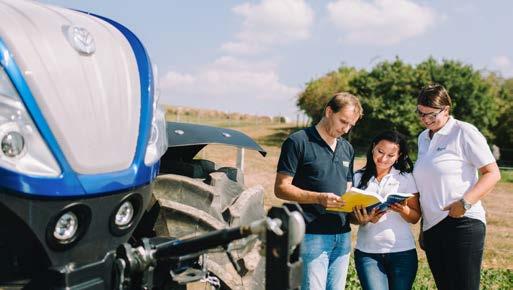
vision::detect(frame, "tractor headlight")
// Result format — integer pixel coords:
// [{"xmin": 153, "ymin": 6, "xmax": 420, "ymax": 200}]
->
[
  {"xmin": 0, "ymin": 66, "xmax": 60, "ymax": 176},
  {"xmin": 115, "ymin": 200, "xmax": 134, "ymax": 227},
  {"xmin": 144, "ymin": 64, "xmax": 167, "ymax": 165},
  {"xmin": 110, "ymin": 194, "xmax": 142, "ymax": 236},
  {"xmin": 47, "ymin": 204, "xmax": 91, "ymax": 250},
  {"xmin": 1, "ymin": 129, "xmax": 25, "ymax": 158},
  {"xmin": 53, "ymin": 211, "xmax": 78, "ymax": 241}
]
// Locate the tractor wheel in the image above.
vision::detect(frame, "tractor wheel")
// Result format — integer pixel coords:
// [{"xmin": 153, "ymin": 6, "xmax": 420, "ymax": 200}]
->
[{"xmin": 152, "ymin": 161, "xmax": 265, "ymax": 290}]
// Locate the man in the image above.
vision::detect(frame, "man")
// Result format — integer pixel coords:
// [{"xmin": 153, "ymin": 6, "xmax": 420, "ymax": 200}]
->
[{"xmin": 275, "ymin": 92, "xmax": 363, "ymax": 290}]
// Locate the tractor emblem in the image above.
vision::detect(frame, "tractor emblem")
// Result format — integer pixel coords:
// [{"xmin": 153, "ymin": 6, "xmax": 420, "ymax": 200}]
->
[{"xmin": 66, "ymin": 25, "xmax": 95, "ymax": 55}]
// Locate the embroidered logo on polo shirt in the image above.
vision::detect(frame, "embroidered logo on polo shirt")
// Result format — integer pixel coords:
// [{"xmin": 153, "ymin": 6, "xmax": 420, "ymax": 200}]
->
[
  {"xmin": 436, "ymin": 146, "xmax": 447, "ymax": 152},
  {"xmin": 342, "ymin": 161, "xmax": 350, "ymax": 167},
  {"xmin": 387, "ymin": 181, "xmax": 400, "ymax": 186}
]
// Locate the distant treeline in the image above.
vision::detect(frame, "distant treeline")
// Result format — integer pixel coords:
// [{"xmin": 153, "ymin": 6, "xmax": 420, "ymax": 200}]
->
[
  {"xmin": 297, "ymin": 57, "xmax": 513, "ymax": 164},
  {"xmin": 164, "ymin": 106, "xmax": 289, "ymax": 124}
]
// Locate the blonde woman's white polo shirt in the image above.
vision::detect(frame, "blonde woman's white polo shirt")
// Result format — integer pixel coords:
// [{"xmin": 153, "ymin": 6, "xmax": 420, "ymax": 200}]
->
[
  {"xmin": 354, "ymin": 168, "xmax": 418, "ymax": 253},
  {"xmin": 413, "ymin": 117, "xmax": 496, "ymax": 231}
]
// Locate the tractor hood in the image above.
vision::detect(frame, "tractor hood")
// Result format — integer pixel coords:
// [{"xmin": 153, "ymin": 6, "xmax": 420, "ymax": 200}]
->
[
  {"xmin": 0, "ymin": 0, "xmax": 141, "ymax": 174},
  {"xmin": 162, "ymin": 122, "xmax": 267, "ymax": 161}
]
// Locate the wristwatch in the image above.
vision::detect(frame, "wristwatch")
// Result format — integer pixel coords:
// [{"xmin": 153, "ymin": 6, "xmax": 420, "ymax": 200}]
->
[{"xmin": 459, "ymin": 198, "xmax": 472, "ymax": 211}]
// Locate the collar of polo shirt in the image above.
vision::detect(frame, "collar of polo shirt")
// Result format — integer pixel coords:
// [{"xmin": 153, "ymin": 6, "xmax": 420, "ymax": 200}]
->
[
  {"xmin": 423, "ymin": 116, "xmax": 456, "ymax": 140},
  {"xmin": 370, "ymin": 167, "xmax": 401, "ymax": 183}
]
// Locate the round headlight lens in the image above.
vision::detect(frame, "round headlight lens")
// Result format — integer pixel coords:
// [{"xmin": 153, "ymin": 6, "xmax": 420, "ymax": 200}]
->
[
  {"xmin": 1, "ymin": 131, "xmax": 25, "ymax": 157},
  {"xmin": 53, "ymin": 211, "xmax": 78, "ymax": 241},
  {"xmin": 115, "ymin": 201, "xmax": 134, "ymax": 227}
]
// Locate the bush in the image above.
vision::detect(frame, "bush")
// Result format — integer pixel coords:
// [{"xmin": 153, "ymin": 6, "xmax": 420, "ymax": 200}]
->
[{"xmin": 297, "ymin": 57, "xmax": 502, "ymax": 148}]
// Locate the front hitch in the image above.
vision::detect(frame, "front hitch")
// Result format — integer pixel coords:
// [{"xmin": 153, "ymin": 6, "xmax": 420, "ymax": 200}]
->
[{"xmin": 114, "ymin": 203, "xmax": 305, "ymax": 290}]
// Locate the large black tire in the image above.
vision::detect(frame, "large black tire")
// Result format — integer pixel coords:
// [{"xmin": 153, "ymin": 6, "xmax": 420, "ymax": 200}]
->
[{"xmin": 153, "ymin": 162, "xmax": 265, "ymax": 290}]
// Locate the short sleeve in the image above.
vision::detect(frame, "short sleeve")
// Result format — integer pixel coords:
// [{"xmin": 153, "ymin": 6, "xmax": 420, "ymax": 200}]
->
[
  {"xmin": 352, "ymin": 171, "xmax": 362, "ymax": 187},
  {"xmin": 462, "ymin": 125, "xmax": 496, "ymax": 169},
  {"xmin": 400, "ymin": 173, "xmax": 418, "ymax": 194},
  {"xmin": 277, "ymin": 137, "xmax": 301, "ymax": 176}
]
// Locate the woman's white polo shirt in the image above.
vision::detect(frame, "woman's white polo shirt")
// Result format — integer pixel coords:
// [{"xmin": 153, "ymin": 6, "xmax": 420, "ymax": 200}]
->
[
  {"xmin": 413, "ymin": 117, "xmax": 496, "ymax": 231},
  {"xmin": 354, "ymin": 168, "xmax": 418, "ymax": 253}
]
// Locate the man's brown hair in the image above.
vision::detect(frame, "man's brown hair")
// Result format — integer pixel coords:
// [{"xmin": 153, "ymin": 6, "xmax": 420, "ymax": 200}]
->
[{"xmin": 325, "ymin": 92, "xmax": 363, "ymax": 119}]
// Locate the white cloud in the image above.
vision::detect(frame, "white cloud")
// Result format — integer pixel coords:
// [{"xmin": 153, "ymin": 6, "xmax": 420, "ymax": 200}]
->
[
  {"xmin": 490, "ymin": 55, "xmax": 513, "ymax": 77},
  {"xmin": 221, "ymin": 0, "xmax": 314, "ymax": 54},
  {"xmin": 159, "ymin": 56, "xmax": 300, "ymax": 117},
  {"xmin": 327, "ymin": 0, "xmax": 437, "ymax": 45},
  {"xmin": 160, "ymin": 71, "xmax": 195, "ymax": 88}
]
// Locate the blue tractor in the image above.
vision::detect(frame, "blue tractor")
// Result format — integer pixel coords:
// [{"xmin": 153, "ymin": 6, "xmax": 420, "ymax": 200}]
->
[{"xmin": 0, "ymin": 0, "xmax": 303, "ymax": 289}]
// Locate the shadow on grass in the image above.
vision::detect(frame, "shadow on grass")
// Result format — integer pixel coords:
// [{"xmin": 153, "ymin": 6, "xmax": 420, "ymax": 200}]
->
[{"xmin": 256, "ymin": 126, "xmax": 306, "ymax": 147}]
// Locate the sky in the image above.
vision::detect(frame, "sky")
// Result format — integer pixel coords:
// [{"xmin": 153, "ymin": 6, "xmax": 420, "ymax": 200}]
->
[{"xmin": 42, "ymin": 0, "xmax": 513, "ymax": 119}]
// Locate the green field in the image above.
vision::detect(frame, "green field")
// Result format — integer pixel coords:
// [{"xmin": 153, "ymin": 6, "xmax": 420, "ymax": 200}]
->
[{"xmin": 500, "ymin": 169, "xmax": 513, "ymax": 183}]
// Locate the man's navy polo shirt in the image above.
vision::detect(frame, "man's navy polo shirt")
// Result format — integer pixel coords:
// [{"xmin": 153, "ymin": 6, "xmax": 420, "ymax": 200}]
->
[{"xmin": 277, "ymin": 126, "xmax": 354, "ymax": 234}]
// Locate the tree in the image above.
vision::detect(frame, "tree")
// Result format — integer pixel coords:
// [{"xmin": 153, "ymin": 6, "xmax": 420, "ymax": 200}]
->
[
  {"xmin": 494, "ymin": 77, "xmax": 513, "ymax": 152},
  {"xmin": 297, "ymin": 66, "xmax": 361, "ymax": 124},
  {"xmin": 296, "ymin": 57, "xmax": 502, "ymax": 151},
  {"xmin": 349, "ymin": 58, "xmax": 422, "ymax": 149},
  {"xmin": 416, "ymin": 58, "xmax": 499, "ymax": 141}
]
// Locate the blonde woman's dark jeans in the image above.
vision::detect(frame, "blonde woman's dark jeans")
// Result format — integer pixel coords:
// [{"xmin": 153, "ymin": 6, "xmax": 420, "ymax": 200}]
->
[{"xmin": 423, "ymin": 216, "xmax": 485, "ymax": 290}]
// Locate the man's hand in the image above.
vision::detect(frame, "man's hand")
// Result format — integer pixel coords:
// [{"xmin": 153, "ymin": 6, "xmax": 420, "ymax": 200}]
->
[{"xmin": 317, "ymin": 192, "xmax": 345, "ymax": 208}]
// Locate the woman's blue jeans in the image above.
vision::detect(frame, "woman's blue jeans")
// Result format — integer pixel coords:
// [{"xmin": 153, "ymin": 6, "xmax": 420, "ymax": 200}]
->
[
  {"xmin": 300, "ymin": 232, "xmax": 351, "ymax": 290},
  {"xmin": 354, "ymin": 248, "xmax": 418, "ymax": 290}
]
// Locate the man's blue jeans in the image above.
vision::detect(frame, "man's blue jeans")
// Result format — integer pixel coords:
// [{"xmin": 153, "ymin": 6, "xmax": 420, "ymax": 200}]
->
[
  {"xmin": 300, "ymin": 232, "xmax": 351, "ymax": 290},
  {"xmin": 354, "ymin": 249, "xmax": 418, "ymax": 290}
]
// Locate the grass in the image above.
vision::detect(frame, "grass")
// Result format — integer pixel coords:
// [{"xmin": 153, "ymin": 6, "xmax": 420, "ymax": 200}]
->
[
  {"xmin": 346, "ymin": 258, "xmax": 513, "ymax": 289},
  {"xmin": 500, "ymin": 169, "xmax": 513, "ymax": 183},
  {"xmin": 174, "ymin": 118, "xmax": 513, "ymax": 288}
]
